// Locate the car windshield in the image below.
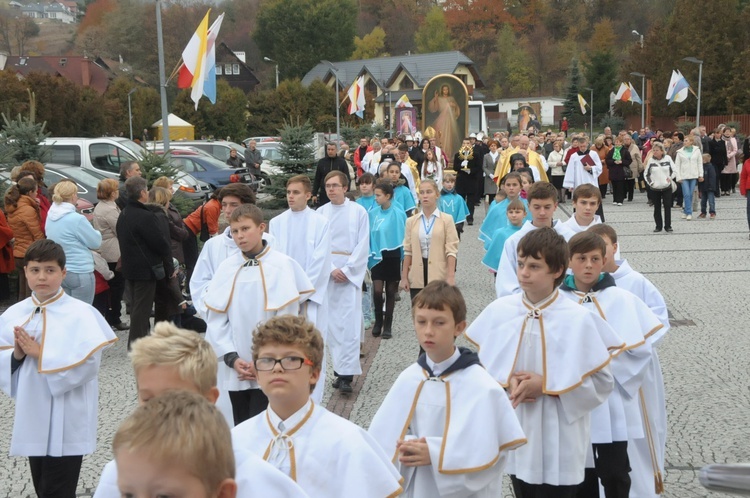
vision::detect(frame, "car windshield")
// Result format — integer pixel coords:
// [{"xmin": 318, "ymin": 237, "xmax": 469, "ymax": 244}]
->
[
  {"xmin": 118, "ymin": 139, "xmax": 146, "ymax": 158},
  {"xmin": 259, "ymin": 147, "xmax": 282, "ymax": 161},
  {"xmin": 51, "ymin": 167, "xmax": 106, "ymax": 186}
]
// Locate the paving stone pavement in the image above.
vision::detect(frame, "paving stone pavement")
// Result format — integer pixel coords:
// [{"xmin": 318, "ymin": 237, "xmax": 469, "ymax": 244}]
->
[{"xmin": 1, "ymin": 190, "xmax": 749, "ymax": 497}]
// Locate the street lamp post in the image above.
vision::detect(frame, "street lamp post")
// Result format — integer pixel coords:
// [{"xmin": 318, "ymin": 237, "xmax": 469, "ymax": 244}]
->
[
  {"xmin": 322, "ymin": 60, "xmax": 340, "ymax": 143},
  {"xmin": 127, "ymin": 88, "xmax": 137, "ymax": 141},
  {"xmin": 263, "ymin": 56, "xmax": 279, "ymax": 88},
  {"xmin": 155, "ymin": 0, "xmax": 170, "ymax": 150},
  {"xmin": 683, "ymin": 56, "xmax": 703, "ymax": 128},
  {"xmin": 585, "ymin": 87, "xmax": 593, "ymax": 140},
  {"xmin": 632, "ymin": 30, "xmax": 644, "ymax": 49},
  {"xmin": 630, "ymin": 72, "xmax": 645, "ymax": 129}
]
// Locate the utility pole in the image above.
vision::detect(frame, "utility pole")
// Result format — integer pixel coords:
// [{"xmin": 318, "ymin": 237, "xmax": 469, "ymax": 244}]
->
[{"xmin": 156, "ymin": 0, "xmax": 170, "ymax": 149}]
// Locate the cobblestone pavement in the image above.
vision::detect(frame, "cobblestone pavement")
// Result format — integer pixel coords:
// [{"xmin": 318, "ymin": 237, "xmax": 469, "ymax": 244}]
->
[{"xmin": 1, "ymin": 190, "xmax": 749, "ymax": 497}]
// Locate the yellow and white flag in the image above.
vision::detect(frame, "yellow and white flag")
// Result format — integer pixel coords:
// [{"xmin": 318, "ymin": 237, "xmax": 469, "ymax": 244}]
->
[{"xmin": 578, "ymin": 94, "xmax": 588, "ymax": 114}]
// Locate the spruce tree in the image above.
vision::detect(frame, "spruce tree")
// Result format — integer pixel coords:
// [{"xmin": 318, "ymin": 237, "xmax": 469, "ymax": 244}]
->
[
  {"xmin": 562, "ymin": 59, "xmax": 583, "ymax": 127},
  {"xmin": 0, "ymin": 113, "xmax": 51, "ymax": 165},
  {"xmin": 267, "ymin": 119, "xmax": 315, "ymax": 207}
]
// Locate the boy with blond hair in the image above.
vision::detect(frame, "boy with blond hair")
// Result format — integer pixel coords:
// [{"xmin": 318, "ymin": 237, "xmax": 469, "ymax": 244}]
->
[
  {"xmin": 231, "ymin": 315, "xmax": 403, "ymax": 497},
  {"xmin": 370, "ymin": 281, "xmax": 526, "ymax": 496},
  {"xmin": 94, "ymin": 321, "xmax": 306, "ymax": 498},
  {"xmin": 113, "ymin": 390, "xmax": 237, "ymax": 498}
]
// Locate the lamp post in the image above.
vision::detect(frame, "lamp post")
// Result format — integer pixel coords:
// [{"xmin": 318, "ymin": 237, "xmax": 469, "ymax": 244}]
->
[
  {"xmin": 322, "ymin": 60, "xmax": 340, "ymax": 143},
  {"xmin": 630, "ymin": 72, "xmax": 645, "ymax": 129},
  {"xmin": 127, "ymin": 88, "xmax": 137, "ymax": 141},
  {"xmin": 683, "ymin": 56, "xmax": 703, "ymax": 128},
  {"xmin": 585, "ymin": 87, "xmax": 593, "ymax": 140},
  {"xmin": 388, "ymin": 91, "xmax": 392, "ymax": 136},
  {"xmin": 632, "ymin": 30, "xmax": 644, "ymax": 49},
  {"xmin": 263, "ymin": 56, "xmax": 279, "ymax": 88},
  {"xmin": 155, "ymin": 0, "xmax": 169, "ymax": 150}
]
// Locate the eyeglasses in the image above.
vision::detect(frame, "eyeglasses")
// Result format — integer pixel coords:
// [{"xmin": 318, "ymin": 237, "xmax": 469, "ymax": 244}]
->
[
  {"xmin": 254, "ymin": 356, "xmax": 314, "ymax": 371},
  {"xmin": 325, "ymin": 183, "xmax": 343, "ymax": 189}
]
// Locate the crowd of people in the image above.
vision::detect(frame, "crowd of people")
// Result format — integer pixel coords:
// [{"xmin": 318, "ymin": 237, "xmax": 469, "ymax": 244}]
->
[{"xmin": 0, "ymin": 118, "xmax": 748, "ymax": 498}]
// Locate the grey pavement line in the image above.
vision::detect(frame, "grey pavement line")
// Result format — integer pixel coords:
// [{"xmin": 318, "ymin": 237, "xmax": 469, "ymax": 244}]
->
[{"xmin": 643, "ymin": 270, "xmax": 750, "ymax": 275}]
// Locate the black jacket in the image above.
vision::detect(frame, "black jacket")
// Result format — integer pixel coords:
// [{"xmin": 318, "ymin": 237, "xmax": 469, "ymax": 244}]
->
[
  {"xmin": 313, "ymin": 155, "xmax": 350, "ymax": 205},
  {"xmin": 453, "ymin": 151, "xmax": 482, "ymax": 196},
  {"xmin": 116, "ymin": 199, "xmax": 173, "ymax": 281},
  {"xmin": 708, "ymin": 139, "xmax": 728, "ymax": 169}
]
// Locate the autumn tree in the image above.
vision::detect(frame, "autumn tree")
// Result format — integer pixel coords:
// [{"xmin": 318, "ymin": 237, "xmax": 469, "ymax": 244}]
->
[
  {"xmin": 443, "ymin": 0, "xmax": 517, "ymax": 69},
  {"xmin": 254, "ymin": 0, "xmax": 357, "ymax": 79},
  {"xmin": 0, "ymin": 71, "xmax": 30, "ymax": 118},
  {"xmin": 414, "ymin": 6, "xmax": 453, "ymax": 54},
  {"xmin": 351, "ymin": 27, "xmax": 387, "ymax": 60},
  {"xmin": 484, "ymin": 25, "xmax": 535, "ymax": 98}
]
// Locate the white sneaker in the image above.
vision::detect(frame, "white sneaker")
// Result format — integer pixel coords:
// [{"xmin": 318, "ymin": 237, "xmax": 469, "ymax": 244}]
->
[
  {"xmin": 681, "ymin": 213, "xmax": 687, "ymax": 219},
  {"xmin": 617, "ymin": 202, "xmax": 623, "ymax": 206},
  {"xmin": 686, "ymin": 215, "xmax": 692, "ymax": 221},
  {"xmin": 613, "ymin": 201, "xmax": 618, "ymax": 205}
]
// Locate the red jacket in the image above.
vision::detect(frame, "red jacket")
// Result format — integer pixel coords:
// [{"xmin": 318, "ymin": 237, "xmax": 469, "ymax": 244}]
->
[
  {"xmin": 353, "ymin": 145, "xmax": 372, "ymax": 177},
  {"xmin": 741, "ymin": 159, "xmax": 750, "ymax": 196},
  {"xmin": 0, "ymin": 210, "xmax": 14, "ymax": 273},
  {"xmin": 183, "ymin": 198, "xmax": 221, "ymax": 236}
]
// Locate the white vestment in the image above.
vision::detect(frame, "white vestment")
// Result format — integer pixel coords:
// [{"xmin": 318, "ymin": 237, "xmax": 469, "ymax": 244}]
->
[
  {"xmin": 94, "ymin": 447, "xmax": 309, "ymax": 498},
  {"xmin": 362, "ymin": 150, "xmax": 382, "ymax": 176},
  {"xmin": 0, "ymin": 290, "xmax": 117, "ymax": 457},
  {"xmin": 563, "ymin": 150, "xmax": 602, "ymax": 189},
  {"xmin": 560, "ymin": 285, "xmax": 660, "ymax": 444},
  {"xmin": 317, "ymin": 199, "xmax": 369, "ymax": 376},
  {"xmin": 465, "ymin": 291, "xmax": 619, "ymax": 486},
  {"xmin": 612, "ymin": 260, "xmax": 670, "ymax": 498},
  {"xmin": 232, "ymin": 401, "xmax": 403, "ymax": 498},
  {"xmin": 190, "ymin": 227, "xmax": 275, "ymax": 318},
  {"xmin": 270, "ymin": 207, "xmax": 331, "ymax": 402},
  {"xmin": 205, "ymin": 245, "xmax": 314, "ymax": 394},
  {"xmin": 494, "ymin": 220, "xmax": 577, "ymax": 298},
  {"xmin": 560, "ymin": 215, "xmax": 623, "ymax": 260},
  {"xmin": 369, "ymin": 356, "xmax": 526, "ymax": 497}
]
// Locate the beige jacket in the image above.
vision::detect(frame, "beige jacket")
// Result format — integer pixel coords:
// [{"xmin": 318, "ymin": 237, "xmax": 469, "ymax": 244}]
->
[
  {"xmin": 92, "ymin": 199, "xmax": 121, "ymax": 263},
  {"xmin": 403, "ymin": 211, "xmax": 459, "ymax": 288}
]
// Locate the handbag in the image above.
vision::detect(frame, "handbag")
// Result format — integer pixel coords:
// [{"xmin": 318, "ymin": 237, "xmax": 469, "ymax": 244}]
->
[
  {"xmin": 623, "ymin": 165, "xmax": 633, "ymax": 179},
  {"xmin": 199, "ymin": 203, "xmax": 210, "ymax": 242}
]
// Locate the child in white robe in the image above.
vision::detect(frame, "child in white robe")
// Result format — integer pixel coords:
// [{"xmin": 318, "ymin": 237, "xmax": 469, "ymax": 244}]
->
[
  {"xmin": 369, "ymin": 281, "xmax": 526, "ymax": 497},
  {"xmin": 0, "ymin": 239, "xmax": 117, "ymax": 498},
  {"xmin": 466, "ymin": 228, "xmax": 620, "ymax": 498},
  {"xmin": 317, "ymin": 170, "xmax": 370, "ymax": 393},
  {"xmin": 561, "ymin": 184, "xmax": 622, "ymax": 259},
  {"xmin": 590, "ymin": 223, "xmax": 669, "ymax": 497},
  {"xmin": 495, "ymin": 182, "xmax": 576, "ymax": 298},
  {"xmin": 206, "ymin": 205, "xmax": 314, "ymax": 426},
  {"xmin": 560, "ymin": 231, "xmax": 662, "ymax": 498},
  {"xmin": 93, "ymin": 321, "xmax": 307, "ymax": 498},
  {"xmin": 231, "ymin": 315, "xmax": 403, "ymax": 498},
  {"xmin": 269, "ymin": 174, "xmax": 331, "ymax": 403}
]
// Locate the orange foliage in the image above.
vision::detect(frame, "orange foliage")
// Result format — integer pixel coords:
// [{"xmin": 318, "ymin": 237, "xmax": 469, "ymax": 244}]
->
[
  {"xmin": 443, "ymin": 0, "xmax": 517, "ymax": 64},
  {"xmin": 78, "ymin": 0, "xmax": 117, "ymax": 34}
]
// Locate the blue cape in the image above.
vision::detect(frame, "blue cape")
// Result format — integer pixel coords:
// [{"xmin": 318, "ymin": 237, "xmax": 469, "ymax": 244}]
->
[
  {"xmin": 393, "ymin": 185, "xmax": 416, "ymax": 215},
  {"xmin": 481, "ymin": 224, "xmax": 524, "ymax": 271},
  {"xmin": 356, "ymin": 195, "xmax": 378, "ymax": 213},
  {"xmin": 438, "ymin": 190, "xmax": 470, "ymax": 224},
  {"xmin": 478, "ymin": 197, "xmax": 530, "ymax": 249},
  {"xmin": 368, "ymin": 204, "xmax": 407, "ymax": 269}
]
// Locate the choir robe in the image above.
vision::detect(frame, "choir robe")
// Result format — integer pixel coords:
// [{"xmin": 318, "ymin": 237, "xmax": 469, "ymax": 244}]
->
[
  {"xmin": 0, "ymin": 290, "xmax": 117, "ymax": 457},
  {"xmin": 205, "ymin": 245, "xmax": 314, "ymax": 395},
  {"xmin": 94, "ymin": 447, "xmax": 309, "ymax": 498},
  {"xmin": 438, "ymin": 190, "xmax": 470, "ymax": 225},
  {"xmin": 394, "ymin": 184, "xmax": 417, "ymax": 215},
  {"xmin": 369, "ymin": 348, "xmax": 527, "ymax": 497},
  {"xmin": 481, "ymin": 224, "xmax": 522, "ymax": 272},
  {"xmin": 493, "ymin": 148, "xmax": 549, "ymax": 182},
  {"xmin": 465, "ymin": 290, "xmax": 620, "ymax": 486},
  {"xmin": 612, "ymin": 260, "xmax": 670, "ymax": 498},
  {"xmin": 561, "ymin": 215, "xmax": 622, "ymax": 259},
  {"xmin": 494, "ymin": 220, "xmax": 577, "ymax": 298},
  {"xmin": 190, "ymin": 227, "xmax": 276, "ymax": 318},
  {"xmin": 563, "ymin": 150, "xmax": 602, "ymax": 189},
  {"xmin": 317, "ymin": 199, "xmax": 370, "ymax": 376},
  {"xmin": 356, "ymin": 194, "xmax": 378, "ymax": 214},
  {"xmin": 232, "ymin": 400, "xmax": 403, "ymax": 498},
  {"xmin": 559, "ymin": 275, "xmax": 661, "ymax": 447},
  {"xmin": 478, "ymin": 197, "xmax": 530, "ymax": 249},
  {"xmin": 269, "ymin": 207, "xmax": 331, "ymax": 402}
]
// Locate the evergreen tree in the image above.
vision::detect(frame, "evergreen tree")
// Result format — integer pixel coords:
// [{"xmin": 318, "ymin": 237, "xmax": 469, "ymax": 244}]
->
[
  {"xmin": 562, "ymin": 59, "xmax": 583, "ymax": 127},
  {"xmin": 583, "ymin": 51, "xmax": 617, "ymax": 125},
  {"xmin": 0, "ymin": 113, "xmax": 51, "ymax": 165},
  {"xmin": 266, "ymin": 119, "xmax": 315, "ymax": 207}
]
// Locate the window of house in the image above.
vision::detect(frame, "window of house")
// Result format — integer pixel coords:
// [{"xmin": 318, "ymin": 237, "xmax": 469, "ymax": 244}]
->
[
  {"xmin": 365, "ymin": 79, "xmax": 377, "ymax": 95},
  {"xmin": 232, "ymin": 64, "xmax": 240, "ymax": 75},
  {"xmin": 216, "ymin": 65, "xmax": 222, "ymax": 75},
  {"xmin": 399, "ymin": 76, "xmax": 414, "ymax": 90},
  {"xmin": 225, "ymin": 64, "xmax": 232, "ymax": 75}
]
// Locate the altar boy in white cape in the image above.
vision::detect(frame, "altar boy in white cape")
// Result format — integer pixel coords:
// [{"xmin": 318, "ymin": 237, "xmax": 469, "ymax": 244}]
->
[
  {"xmin": 316, "ymin": 170, "xmax": 370, "ymax": 393},
  {"xmin": 205, "ymin": 205, "xmax": 314, "ymax": 426},
  {"xmin": 495, "ymin": 182, "xmax": 576, "ymax": 298},
  {"xmin": 590, "ymin": 224, "xmax": 670, "ymax": 498},
  {"xmin": 559, "ymin": 231, "xmax": 661, "ymax": 498},
  {"xmin": 369, "ymin": 281, "xmax": 526, "ymax": 497},
  {"xmin": 269, "ymin": 175, "xmax": 331, "ymax": 403},
  {"xmin": 0, "ymin": 239, "xmax": 117, "ymax": 498},
  {"xmin": 232, "ymin": 315, "xmax": 403, "ymax": 498},
  {"xmin": 465, "ymin": 228, "xmax": 620, "ymax": 498},
  {"xmin": 561, "ymin": 184, "xmax": 622, "ymax": 259}
]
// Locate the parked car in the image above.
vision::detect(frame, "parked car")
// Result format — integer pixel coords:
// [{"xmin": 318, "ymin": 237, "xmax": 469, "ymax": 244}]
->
[
  {"xmin": 242, "ymin": 136, "xmax": 281, "ymax": 147},
  {"xmin": 162, "ymin": 149, "xmax": 259, "ymax": 191},
  {"xmin": 159, "ymin": 140, "xmax": 247, "ymax": 163}
]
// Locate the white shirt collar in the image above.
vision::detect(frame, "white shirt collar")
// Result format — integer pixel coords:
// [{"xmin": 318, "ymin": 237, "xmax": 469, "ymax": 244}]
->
[
  {"xmin": 419, "ymin": 208, "xmax": 440, "ymax": 220},
  {"xmin": 267, "ymin": 399, "xmax": 313, "ymax": 434},
  {"xmin": 425, "ymin": 346, "xmax": 460, "ymax": 377}
]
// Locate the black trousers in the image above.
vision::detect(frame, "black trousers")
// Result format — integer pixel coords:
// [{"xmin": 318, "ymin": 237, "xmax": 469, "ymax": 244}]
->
[
  {"xmin": 625, "ymin": 178, "xmax": 635, "ymax": 201},
  {"xmin": 720, "ymin": 173, "xmax": 734, "ymax": 192},
  {"xmin": 511, "ymin": 475, "xmax": 578, "ymax": 498},
  {"xmin": 228, "ymin": 388, "xmax": 269, "ymax": 426},
  {"xmin": 334, "ymin": 371, "xmax": 353, "ymax": 382},
  {"xmin": 459, "ymin": 193, "xmax": 477, "ymax": 222},
  {"xmin": 29, "ymin": 455, "xmax": 83, "ymax": 498},
  {"xmin": 599, "ymin": 183, "xmax": 608, "ymax": 198},
  {"xmin": 577, "ymin": 441, "xmax": 631, "ymax": 498},
  {"xmin": 595, "ymin": 202, "xmax": 605, "ymax": 223},
  {"xmin": 127, "ymin": 279, "xmax": 156, "ymax": 348},
  {"xmin": 104, "ymin": 264, "xmax": 125, "ymax": 324},
  {"xmin": 652, "ymin": 188, "xmax": 672, "ymax": 230},
  {"xmin": 611, "ymin": 180, "xmax": 626, "ymax": 204}
]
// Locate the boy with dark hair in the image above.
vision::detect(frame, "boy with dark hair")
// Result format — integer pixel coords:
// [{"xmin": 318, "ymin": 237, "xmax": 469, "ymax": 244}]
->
[
  {"xmin": 495, "ymin": 182, "xmax": 576, "ymax": 297},
  {"xmin": 370, "ymin": 281, "xmax": 526, "ymax": 496},
  {"xmin": 559, "ymin": 231, "xmax": 661, "ymax": 498},
  {"xmin": 466, "ymin": 228, "xmax": 619, "ymax": 498},
  {"xmin": 0, "ymin": 239, "xmax": 117, "ymax": 498},
  {"xmin": 588, "ymin": 224, "xmax": 669, "ymax": 498},
  {"xmin": 205, "ymin": 205, "xmax": 314, "ymax": 425},
  {"xmin": 232, "ymin": 315, "xmax": 403, "ymax": 497}
]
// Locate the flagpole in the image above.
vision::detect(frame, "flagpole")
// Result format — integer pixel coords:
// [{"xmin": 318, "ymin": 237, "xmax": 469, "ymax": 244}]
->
[
  {"xmin": 630, "ymin": 72, "xmax": 646, "ymax": 129},
  {"xmin": 156, "ymin": 0, "xmax": 170, "ymax": 150},
  {"xmin": 682, "ymin": 57, "xmax": 703, "ymax": 127}
]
